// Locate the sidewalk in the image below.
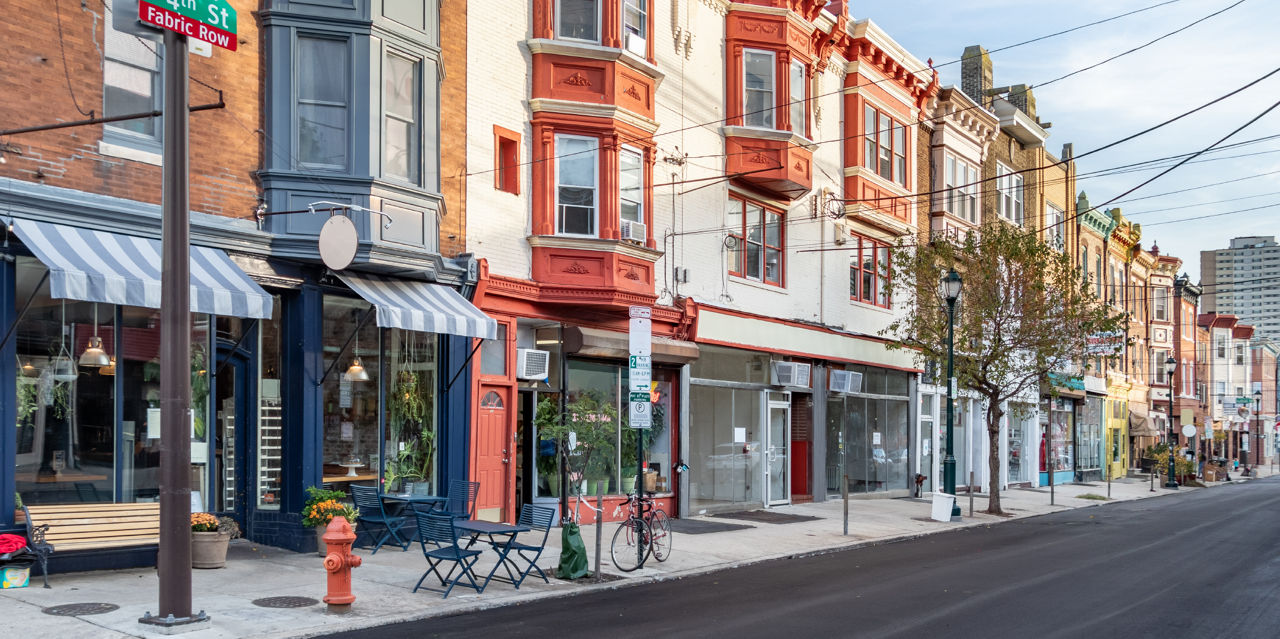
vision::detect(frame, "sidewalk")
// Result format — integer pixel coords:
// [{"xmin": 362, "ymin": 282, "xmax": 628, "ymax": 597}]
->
[{"xmin": 4, "ymin": 467, "xmax": 1275, "ymax": 639}]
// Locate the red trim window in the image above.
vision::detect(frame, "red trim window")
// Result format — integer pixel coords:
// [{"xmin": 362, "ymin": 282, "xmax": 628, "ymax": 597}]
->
[
  {"xmin": 494, "ymin": 125, "xmax": 521, "ymax": 194},
  {"xmin": 727, "ymin": 195, "xmax": 784, "ymax": 286},
  {"xmin": 862, "ymin": 103, "xmax": 908, "ymax": 186},
  {"xmin": 849, "ymin": 233, "xmax": 891, "ymax": 308}
]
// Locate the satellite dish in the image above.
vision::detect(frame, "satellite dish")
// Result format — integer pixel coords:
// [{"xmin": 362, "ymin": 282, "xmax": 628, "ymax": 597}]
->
[{"xmin": 319, "ymin": 215, "xmax": 358, "ymax": 271}]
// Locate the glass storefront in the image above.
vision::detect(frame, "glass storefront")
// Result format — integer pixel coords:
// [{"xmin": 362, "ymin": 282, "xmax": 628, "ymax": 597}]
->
[
  {"xmin": 1075, "ymin": 396, "xmax": 1103, "ymax": 480},
  {"xmin": 1040, "ymin": 397, "xmax": 1075, "ymax": 482},
  {"xmin": 688, "ymin": 346, "xmax": 772, "ymax": 512},
  {"xmin": 1007, "ymin": 406, "xmax": 1032, "ymax": 484},
  {"xmin": 825, "ymin": 366, "xmax": 911, "ymax": 497},
  {"xmin": 320, "ymin": 296, "xmax": 381, "ymax": 489}
]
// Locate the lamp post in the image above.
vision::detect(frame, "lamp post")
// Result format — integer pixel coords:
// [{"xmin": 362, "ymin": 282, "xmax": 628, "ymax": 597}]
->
[
  {"xmin": 941, "ymin": 268, "xmax": 963, "ymax": 517},
  {"xmin": 1165, "ymin": 357, "xmax": 1178, "ymax": 489},
  {"xmin": 1253, "ymin": 390, "xmax": 1262, "ymax": 468}
]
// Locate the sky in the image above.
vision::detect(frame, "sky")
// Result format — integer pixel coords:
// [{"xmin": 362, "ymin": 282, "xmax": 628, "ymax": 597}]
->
[{"xmin": 854, "ymin": 0, "xmax": 1280, "ymax": 279}]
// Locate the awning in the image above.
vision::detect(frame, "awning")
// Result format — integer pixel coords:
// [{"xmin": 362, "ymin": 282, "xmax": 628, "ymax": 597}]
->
[
  {"xmin": 1129, "ymin": 410, "xmax": 1158, "ymax": 437},
  {"xmin": 337, "ymin": 272, "xmax": 496, "ymax": 340},
  {"xmin": 13, "ymin": 219, "xmax": 272, "ymax": 319},
  {"xmin": 562, "ymin": 326, "xmax": 700, "ymax": 364}
]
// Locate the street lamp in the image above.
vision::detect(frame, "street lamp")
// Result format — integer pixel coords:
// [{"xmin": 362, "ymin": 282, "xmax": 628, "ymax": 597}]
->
[
  {"xmin": 1253, "ymin": 389, "xmax": 1262, "ymax": 468},
  {"xmin": 940, "ymin": 268, "xmax": 963, "ymax": 517},
  {"xmin": 1165, "ymin": 357, "xmax": 1178, "ymax": 489}
]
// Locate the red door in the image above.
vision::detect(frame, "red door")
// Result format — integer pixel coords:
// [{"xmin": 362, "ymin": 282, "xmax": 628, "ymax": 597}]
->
[{"xmin": 474, "ymin": 387, "xmax": 512, "ymax": 521}]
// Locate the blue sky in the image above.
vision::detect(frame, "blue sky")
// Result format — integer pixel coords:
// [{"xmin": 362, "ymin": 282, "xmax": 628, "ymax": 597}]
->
[{"xmin": 854, "ymin": 0, "xmax": 1280, "ymax": 278}]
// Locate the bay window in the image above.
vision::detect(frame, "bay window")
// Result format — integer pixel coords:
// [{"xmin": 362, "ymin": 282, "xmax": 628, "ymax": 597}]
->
[
  {"xmin": 790, "ymin": 60, "xmax": 807, "ymax": 138},
  {"xmin": 297, "ymin": 36, "xmax": 349, "ymax": 170},
  {"xmin": 743, "ymin": 50, "xmax": 775, "ymax": 129},
  {"xmin": 727, "ymin": 195, "xmax": 783, "ymax": 285},
  {"xmin": 863, "ymin": 104, "xmax": 907, "ymax": 186},
  {"xmin": 558, "ymin": 0, "xmax": 599, "ymax": 42},
  {"xmin": 848, "ymin": 234, "xmax": 891, "ymax": 308},
  {"xmin": 383, "ymin": 51, "xmax": 420, "ymax": 183},
  {"xmin": 555, "ymin": 134, "xmax": 599, "ymax": 236},
  {"xmin": 943, "ymin": 154, "xmax": 978, "ymax": 222},
  {"xmin": 623, "ymin": 0, "xmax": 647, "ymax": 55},
  {"xmin": 620, "ymin": 147, "xmax": 643, "ymax": 223},
  {"xmin": 997, "ymin": 163, "xmax": 1024, "ymax": 225}
]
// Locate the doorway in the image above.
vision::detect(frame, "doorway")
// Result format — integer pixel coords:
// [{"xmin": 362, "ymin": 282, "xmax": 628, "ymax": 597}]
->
[
  {"xmin": 474, "ymin": 386, "xmax": 512, "ymax": 522},
  {"xmin": 766, "ymin": 392, "xmax": 791, "ymax": 506},
  {"xmin": 213, "ymin": 353, "xmax": 249, "ymax": 526}
]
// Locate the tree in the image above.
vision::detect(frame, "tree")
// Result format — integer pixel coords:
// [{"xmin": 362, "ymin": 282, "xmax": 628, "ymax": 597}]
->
[{"xmin": 882, "ymin": 221, "xmax": 1125, "ymax": 515}]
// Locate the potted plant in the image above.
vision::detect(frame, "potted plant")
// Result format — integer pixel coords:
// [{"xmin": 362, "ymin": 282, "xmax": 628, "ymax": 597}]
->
[
  {"xmin": 387, "ymin": 364, "xmax": 434, "ymax": 494},
  {"xmin": 190, "ymin": 513, "xmax": 239, "ymax": 568},
  {"xmin": 301, "ymin": 486, "xmax": 357, "ymax": 556}
]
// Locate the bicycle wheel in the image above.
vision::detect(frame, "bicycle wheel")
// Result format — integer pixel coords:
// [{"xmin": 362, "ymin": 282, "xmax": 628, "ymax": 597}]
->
[
  {"xmin": 610, "ymin": 517, "xmax": 650, "ymax": 572},
  {"xmin": 648, "ymin": 509, "xmax": 672, "ymax": 562}
]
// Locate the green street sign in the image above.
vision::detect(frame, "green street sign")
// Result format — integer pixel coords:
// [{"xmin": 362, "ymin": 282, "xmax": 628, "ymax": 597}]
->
[
  {"xmin": 1236, "ymin": 397, "xmax": 1252, "ymax": 406},
  {"xmin": 629, "ymin": 392, "xmax": 650, "ymax": 403},
  {"xmin": 139, "ymin": 0, "xmax": 238, "ymax": 51}
]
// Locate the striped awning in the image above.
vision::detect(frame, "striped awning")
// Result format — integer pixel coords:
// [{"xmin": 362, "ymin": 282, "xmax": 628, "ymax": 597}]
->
[
  {"xmin": 13, "ymin": 219, "xmax": 273, "ymax": 319},
  {"xmin": 337, "ymin": 272, "xmax": 496, "ymax": 340}
]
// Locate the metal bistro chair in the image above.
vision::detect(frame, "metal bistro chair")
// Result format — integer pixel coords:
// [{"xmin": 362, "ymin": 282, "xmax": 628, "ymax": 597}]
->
[
  {"xmin": 349, "ymin": 485, "xmax": 409, "ymax": 554},
  {"xmin": 438, "ymin": 479, "xmax": 481, "ymax": 520},
  {"xmin": 412, "ymin": 510, "xmax": 483, "ymax": 599},
  {"xmin": 508, "ymin": 504, "xmax": 555, "ymax": 588}
]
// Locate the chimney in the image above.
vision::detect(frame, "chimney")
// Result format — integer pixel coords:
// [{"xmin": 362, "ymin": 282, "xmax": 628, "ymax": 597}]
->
[
  {"xmin": 1008, "ymin": 84, "xmax": 1036, "ymax": 120},
  {"xmin": 961, "ymin": 45, "xmax": 992, "ymax": 108}
]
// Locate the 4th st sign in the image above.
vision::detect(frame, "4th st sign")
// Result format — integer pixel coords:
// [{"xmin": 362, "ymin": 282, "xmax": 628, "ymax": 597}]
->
[{"xmin": 139, "ymin": 0, "xmax": 237, "ymax": 50}]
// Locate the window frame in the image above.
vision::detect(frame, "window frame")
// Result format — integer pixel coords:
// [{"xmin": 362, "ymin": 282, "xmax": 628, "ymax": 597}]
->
[
  {"xmin": 494, "ymin": 125, "xmax": 521, "ymax": 194},
  {"xmin": 103, "ymin": 20, "xmax": 163, "ymax": 149},
  {"xmin": 942, "ymin": 153, "xmax": 978, "ymax": 222},
  {"xmin": 1046, "ymin": 204, "xmax": 1064, "ymax": 251},
  {"xmin": 789, "ymin": 59, "xmax": 807, "ymax": 139},
  {"xmin": 727, "ymin": 194, "xmax": 784, "ymax": 286},
  {"xmin": 382, "ymin": 48, "xmax": 422, "ymax": 185},
  {"xmin": 996, "ymin": 163, "xmax": 1024, "ymax": 225},
  {"xmin": 295, "ymin": 34, "xmax": 351, "ymax": 172},
  {"xmin": 862, "ymin": 104, "xmax": 908, "ymax": 186},
  {"xmin": 743, "ymin": 49, "xmax": 777, "ymax": 129},
  {"xmin": 556, "ymin": 0, "xmax": 601, "ymax": 44},
  {"xmin": 554, "ymin": 133, "xmax": 600, "ymax": 237},
  {"xmin": 848, "ymin": 233, "xmax": 892, "ymax": 309},
  {"xmin": 619, "ymin": 145, "xmax": 644, "ymax": 225},
  {"xmin": 622, "ymin": 0, "xmax": 647, "ymax": 56}
]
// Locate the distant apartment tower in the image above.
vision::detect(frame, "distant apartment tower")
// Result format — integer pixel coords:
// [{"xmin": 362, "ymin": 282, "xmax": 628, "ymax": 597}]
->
[{"xmin": 1201, "ymin": 236, "xmax": 1280, "ymax": 340}]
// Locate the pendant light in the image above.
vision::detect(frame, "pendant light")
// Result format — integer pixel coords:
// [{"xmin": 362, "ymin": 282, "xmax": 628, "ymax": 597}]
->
[
  {"xmin": 51, "ymin": 300, "xmax": 77, "ymax": 382},
  {"xmin": 100, "ymin": 357, "xmax": 116, "ymax": 376},
  {"xmin": 20, "ymin": 359, "xmax": 37, "ymax": 377},
  {"xmin": 79, "ymin": 303, "xmax": 110, "ymax": 368},
  {"xmin": 344, "ymin": 325, "xmax": 370, "ymax": 382}
]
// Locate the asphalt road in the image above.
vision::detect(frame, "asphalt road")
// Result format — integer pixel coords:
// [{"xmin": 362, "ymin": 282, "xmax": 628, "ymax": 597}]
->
[{"xmin": 326, "ymin": 478, "xmax": 1280, "ymax": 639}]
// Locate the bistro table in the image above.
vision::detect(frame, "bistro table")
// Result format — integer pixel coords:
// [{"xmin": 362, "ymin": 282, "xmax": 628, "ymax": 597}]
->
[
  {"xmin": 384, "ymin": 493, "xmax": 450, "ymax": 543},
  {"xmin": 454, "ymin": 519, "xmax": 532, "ymax": 590}
]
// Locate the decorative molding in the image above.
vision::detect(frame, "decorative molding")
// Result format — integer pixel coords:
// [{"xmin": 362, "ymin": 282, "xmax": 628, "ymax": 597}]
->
[
  {"xmin": 623, "ymin": 85, "xmax": 642, "ymax": 100},
  {"xmin": 623, "ymin": 268, "xmax": 641, "ymax": 280},
  {"xmin": 524, "ymin": 39, "xmax": 665, "ymax": 85},
  {"xmin": 563, "ymin": 261, "xmax": 591, "ymax": 274},
  {"xmin": 746, "ymin": 152, "xmax": 771, "ymax": 164},
  {"xmin": 739, "ymin": 20, "xmax": 780, "ymax": 35},
  {"xmin": 527, "ymin": 98, "xmax": 661, "ymax": 133},
  {"xmin": 699, "ymin": 0, "xmax": 730, "ymax": 16},
  {"xmin": 527, "ymin": 234, "xmax": 665, "ymax": 262},
  {"xmin": 720, "ymin": 125, "xmax": 817, "ymax": 150},
  {"xmin": 562, "ymin": 72, "xmax": 592, "ymax": 87}
]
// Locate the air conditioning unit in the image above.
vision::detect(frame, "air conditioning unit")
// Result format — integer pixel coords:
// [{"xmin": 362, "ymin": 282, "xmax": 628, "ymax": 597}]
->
[
  {"xmin": 828, "ymin": 369, "xmax": 864, "ymax": 394},
  {"xmin": 621, "ymin": 220, "xmax": 647, "ymax": 243},
  {"xmin": 516, "ymin": 348, "xmax": 550, "ymax": 380},
  {"xmin": 772, "ymin": 362, "xmax": 811, "ymax": 388}
]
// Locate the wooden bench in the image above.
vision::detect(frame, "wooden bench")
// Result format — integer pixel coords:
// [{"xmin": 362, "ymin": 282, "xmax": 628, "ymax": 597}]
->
[{"xmin": 23, "ymin": 503, "xmax": 160, "ymax": 587}]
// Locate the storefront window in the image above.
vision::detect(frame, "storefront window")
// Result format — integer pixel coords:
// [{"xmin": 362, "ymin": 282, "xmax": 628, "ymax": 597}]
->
[
  {"xmin": 690, "ymin": 384, "xmax": 762, "ymax": 511},
  {"xmin": 690, "ymin": 344, "xmax": 769, "ymax": 384},
  {"xmin": 1075, "ymin": 397, "xmax": 1103, "ymax": 477},
  {"xmin": 1039, "ymin": 398, "xmax": 1074, "ymax": 477},
  {"xmin": 1007, "ymin": 409, "xmax": 1027, "ymax": 484},
  {"xmin": 826, "ymin": 366, "xmax": 911, "ymax": 497},
  {"xmin": 321, "ymin": 295, "xmax": 379, "ymax": 490},
  {"xmin": 257, "ymin": 298, "xmax": 283, "ymax": 509},
  {"xmin": 384, "ymin": 328, "xmax": 439, "ymax": 494}
]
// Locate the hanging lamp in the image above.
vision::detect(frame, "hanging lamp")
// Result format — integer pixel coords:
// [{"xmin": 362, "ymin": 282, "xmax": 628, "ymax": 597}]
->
[
  {"xmin": 79, "ymin": 303, "xmax": 110, "ymax": 368},
  {"xmin": 20, "ymin": 358, "xmax": 37, "ymax": 377},
  {"xmin": 344, "ymin": 325, "xmax": 370, "ymax": 382},
  {"xmin": 51, "ymin": 300, "xmax": 78, "ymax": 382},
  {"xmin": 100, "ymin": 357, "xmax": 116, "ymax": 376}
]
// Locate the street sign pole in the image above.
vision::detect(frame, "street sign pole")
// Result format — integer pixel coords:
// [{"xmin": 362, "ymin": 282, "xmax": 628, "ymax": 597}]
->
[{"xmin": 628, "ymin": 307, "xmax": 651, "ymax": 566}]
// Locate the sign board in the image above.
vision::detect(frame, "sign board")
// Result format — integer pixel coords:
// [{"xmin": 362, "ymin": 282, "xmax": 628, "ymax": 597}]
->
[
  {"xmin": 628, "ymin": 306, "xmax": 652, "ymax": 429},
  {"xmin": 1085, "ymin": 331, "xmax": 1124, "ymax": 355},
  {"xmin": 1236, "ymin": 397, "xmax": 1252, "ymax": 406},
  {"xmin": 1181, "ymin": 424, "xmax": 1197, "ymax": 438},
  {"xmin": 139, "ymin": 0, "xmax": 238, "ymax": 51}
]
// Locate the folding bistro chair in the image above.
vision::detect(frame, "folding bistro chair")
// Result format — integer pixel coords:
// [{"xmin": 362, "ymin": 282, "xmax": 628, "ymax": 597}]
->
[
  {"xmin": 508, "ymin": 504, "xmax": 555, "ymax": 588},
  {"xmin": 438, "ymin": 479, "xmax": 482, "ymax": 519},
  {"xmin": 412, "ymin": 510, "xmax": 483, "ymax": 598},
  {"xmin": 349, "ymin": 485, "xmax": 409, "ymax": 554}
]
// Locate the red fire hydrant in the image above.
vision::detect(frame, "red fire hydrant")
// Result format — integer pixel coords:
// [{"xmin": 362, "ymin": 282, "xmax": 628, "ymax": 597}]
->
[{"xmin": 322, "ymin": 516, "xmax": 361, "ymax": 613}]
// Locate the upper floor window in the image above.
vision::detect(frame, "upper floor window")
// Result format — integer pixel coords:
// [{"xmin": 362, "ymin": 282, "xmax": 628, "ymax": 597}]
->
[
  {"xmin": 1046, "ymin": 204, "xmax": 1064, "ymax": 251},
  {"xmin": 623, "ymin": 0, "xmax": 647, "ymax": 55},
  {"xmin": 297, "ymin": 36, "xmax": 349, "ymax": 170},
  {"xmin": 996, "ymin": 164, "xmax": 1023, "ymax": 225},
  {"xmin": 1081, "ymin": 247, "xmax": 1089, "ymax": 283},
  {"xmin": 727, "ymin": 195, "xmax": 783, "ymax": 285},
  {"xmin": 558, "ymin": 0, "xmax": 599, "ymax": 43},
  {"xmin": 384, "ymin": 51, "xmax": 420, "ymax": 183},
  {"xmin": 790, "ymin": 60, "xmax": 807, "ymax": 139},
  {"xmin": 743, "ymin": 50, "xmax": 776, "ymax": 129},
  {"xmin": 1216, "ymin": 336, "xmax": 1226, "ymax": 359},
  {"xmin": 849, "ymin": 234, "xmax": 891, "ymax": 308},
  {"xmin": 863, "ymin": 105, "xmax": 907, "ymax": 186},
  {"xmin": 1153, "ymin": 289, "xmax": 1168, "ymax": 321},
  {"xmin": 1235, "ymin": 343, "xmax": 1245, "ymax": 365},
  {"xmin": 104, "ymin": 14, "xmax": 162, "ymax": 143},
  {"xmin": 943, "ymin": 154, "xmax": 977, "ymax": 222},
  {"xmin": 619, "ymin": 147, "xmax": 643, "ymax": 224},
  {"xmin": 555, "ymin": 134, "xmax": 598, "ymax": 236}
]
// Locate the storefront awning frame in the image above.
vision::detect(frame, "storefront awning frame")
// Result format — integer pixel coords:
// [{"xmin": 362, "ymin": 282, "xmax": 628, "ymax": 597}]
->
[{"xmin": 336, "ymin": 271, "xmax": 497, "ymax": 340}]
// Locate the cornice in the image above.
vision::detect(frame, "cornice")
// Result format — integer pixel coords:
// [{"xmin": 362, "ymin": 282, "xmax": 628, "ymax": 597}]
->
[
  {"xmin": 843, "ymin": 204, "xmax": 915, "ymax": 238},
  {"xmin": 721, "ymin": 125, "xmax": 817, "ymax": 150},
  {"xmin": 523, "ymin": 39, "xmax": 665, "ymax": 85},
  {"xmin": 847, "ymin": 19, "xmax": 933, "ymax": 87},
  {"xmin": 700, "ymin": 0, "xmax": 731, "ymax": 16},
  {"xmin": 526, "ymin": 234, "xmax": 665, "ymax": 262},
  {"xmin": 527, "ymin": 99, "xmax": 660, "ymax": 134}
]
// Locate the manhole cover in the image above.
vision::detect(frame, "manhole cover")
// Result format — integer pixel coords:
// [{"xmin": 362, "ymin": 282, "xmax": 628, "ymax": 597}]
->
[
  {"xmin": 42, "ymin": 603, "xmax": 120, "ymax": 616},
  {"xmin": 252, "ymin": 596, "xmax": 320, "ymax": 609}
]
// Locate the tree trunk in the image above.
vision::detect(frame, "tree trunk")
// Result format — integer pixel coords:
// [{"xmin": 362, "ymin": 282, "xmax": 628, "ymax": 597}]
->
[{"xmin": 986, "ymin": 398, "xmax": 1005, "ymax": 515}]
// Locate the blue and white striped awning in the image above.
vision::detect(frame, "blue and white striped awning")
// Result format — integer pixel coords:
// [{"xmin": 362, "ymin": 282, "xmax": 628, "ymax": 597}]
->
[
  {"xmin": 337, "ymin": 272, "xmax": 496, "ymax": 340},
  {"xmin": 12, "ymin": 219, "xmax": 273, "ymax": 319}
]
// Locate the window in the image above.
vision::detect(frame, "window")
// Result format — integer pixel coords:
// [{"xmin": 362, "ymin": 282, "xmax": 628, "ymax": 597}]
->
[
  {"xmin": 789, "ymin": 60, "xmax": 807, "ymax": 138},
  {"xmin": 997, "ymin": 164, "xmax": 1023, "ymax": 225},
  {"xmin": 1152, "ymin": 349, "xmax": 1168, "ymax": 384},
  {"xmin": 622, "ymin": 0, "xmax": 647, "ymax": 55},
  {"xmin": 1153, "ymin": 288, "xmax": 1168, "ymax": 321},
  {"xmin": 1235, "ymin": 344, "xmax": 1245, "ymax": 365},
  {"xmin": 481, "ymin": 324, "xmax": 508, "ymax": 377},
  {"xmin": 1081, "ymin": 247, "xmax": 1089, "ymax": 283},
  {"xmin": 727, "ymin": 195, "xmax": 783, "ymax": 285},
  {"xmin": 943, "ymin": 154, "xmax": 977, "ymax": 222},
  {"xmin": 297, "ymin": 36, "xmax": 349, "ymax": 169},
  {"xmin": 862, "ymin": 104, "xmax": 907, "ymax": 185},
  {"xmin": 558, "ymin": 0, "xmax": 599, "ymax": 42},
  {"xmin": 494, "ymin": 126, "xmax": 520, "ymax": 194},
  {"xmin": 104, "ymin": 9, "xmax": 162, "ymax": 142},
  {"xmin": 848, "ymin": 234, "xmax": 891, "ymax": 308},
  {"xmin": 743, "ymin": 50, "xmax": 775, "ymax": 128},
  {"xmin": 619, "ymin": 147, "xmax": 643, "ymax": 223},
  {"xmin": 1046, "ymin": 204, "xmax": 1064, "ymax": 250},
  {"xmin": 1216, "ymin": 336, "xmax": 1226, "ymax": 359},
  {"xmin": 384, "ymin": 51, "xmax": 420, "ymax": 183},
  {"xmin": 555, "ymin": 134, "xmax": 598, "ymax": 236}
]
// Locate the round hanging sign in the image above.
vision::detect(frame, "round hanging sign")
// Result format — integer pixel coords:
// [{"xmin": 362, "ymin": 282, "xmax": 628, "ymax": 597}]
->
[
  {"xmin": 1181, "ymin": 424, "xmax": 1196, "ymax": 438},
  {"xmin": 318, "ymin": 215, "xmax": 358, "ymax": 271}
]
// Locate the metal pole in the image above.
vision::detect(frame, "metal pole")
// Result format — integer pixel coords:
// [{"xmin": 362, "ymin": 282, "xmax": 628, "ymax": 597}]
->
[
  {"xmin": 594, "ymin": 489, "xmax": 602, "ymax": 580},
  {"xmin": 637, "ymin": 420, "xmax": 644, "ymax": 568},
  {"xmin": 158, "ymin": 28, "xmax": 193, "ymax": 622},
  {"xmin": 1254, "ymin": 400, "xmax": 1260, "ymax": 468},
  {"xmin": 1107, "ymin": 463, "xmax": 1112, "ymax": 498},
  {"xmin": 1048, "ymin": 407, "xmax": 1055, "ymax": 506},
  {"xmin": 1165, "ymin": 383, "xmax": 1178, "ymax": 488},
  {"xmin": 944, "ymin": 299, "xmax": 959, "ymax": 518},
  {"xmin": 842, "ymin": 474, "xmax": 849, "ymax": 536},
  {"xmin": 968, "ymin": 471, "xmax": 974, "ymax": 517}
]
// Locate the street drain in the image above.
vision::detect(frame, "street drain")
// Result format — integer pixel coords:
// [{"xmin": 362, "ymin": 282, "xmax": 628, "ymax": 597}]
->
[
  {"xmin": 42, "ymin": 603, "xmax": 120, "ymax": 616},
  {"xmin": 252, "ymin": 596, "xmax": 320, "ymax": 609}
]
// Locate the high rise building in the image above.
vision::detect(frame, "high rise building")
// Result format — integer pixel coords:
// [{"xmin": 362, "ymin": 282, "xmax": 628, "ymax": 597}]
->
[{"xmin": 1201, "ymin": 236, "xmax": 1280, "ymax": 340}]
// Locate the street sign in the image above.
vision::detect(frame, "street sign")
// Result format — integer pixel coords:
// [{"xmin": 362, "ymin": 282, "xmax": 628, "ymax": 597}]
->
[
  {"xmin": 1236, "ymin": 397, "xmax": 1252, "ymax": 406},
  {"xmin": 628, "ymin": 306, "xmax": 651, "ymax": 430},
  {"xmin": 139, "ymin": 0, "xmax": 238, "ymax": 50}
]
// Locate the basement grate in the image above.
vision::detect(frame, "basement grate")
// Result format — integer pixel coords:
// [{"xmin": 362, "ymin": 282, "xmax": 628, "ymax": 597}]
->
[
  {"xmin": 42, "ymin": 603, "xmax": 120, "ymax": 616},
  {"xmin": 252, "ymin": 596, "xmax": 320, "ymax": 609}
]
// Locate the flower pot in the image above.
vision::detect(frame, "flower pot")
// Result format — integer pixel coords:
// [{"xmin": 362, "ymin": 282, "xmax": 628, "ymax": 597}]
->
[
  {"xmin": 191, "ymin": 531, "xmax": 230, "ymax": 569},
  {"xmin": 620, "ymin": 477, "xmax": 636, "ymax": 494}
]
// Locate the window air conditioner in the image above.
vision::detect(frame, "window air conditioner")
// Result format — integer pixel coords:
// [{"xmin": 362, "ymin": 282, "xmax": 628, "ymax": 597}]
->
[
  {"xmin": 621, "ymin": 220, "xmax": 647, "ymax": 243},
  {"xmin": 828, "ymin": 369, "xmax": 864, "ymax": 394},
  {"xmin": 772, "ymin": 362, "xmax": 811, "ymax": 388},
  {"xmin": 516, "ymin": 348, "xmax": 551, "ymax": 380}
]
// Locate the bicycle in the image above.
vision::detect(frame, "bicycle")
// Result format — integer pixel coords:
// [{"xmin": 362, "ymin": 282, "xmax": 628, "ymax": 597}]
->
[{"xmin": 609, "ymin": 492, "xmax": 671, "ymax": 572}]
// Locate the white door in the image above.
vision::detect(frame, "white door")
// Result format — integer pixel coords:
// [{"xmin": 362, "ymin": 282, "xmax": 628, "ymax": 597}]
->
[{"xmin": 765, "ymin": 392, "xmax": 791, "ymax": 506}]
